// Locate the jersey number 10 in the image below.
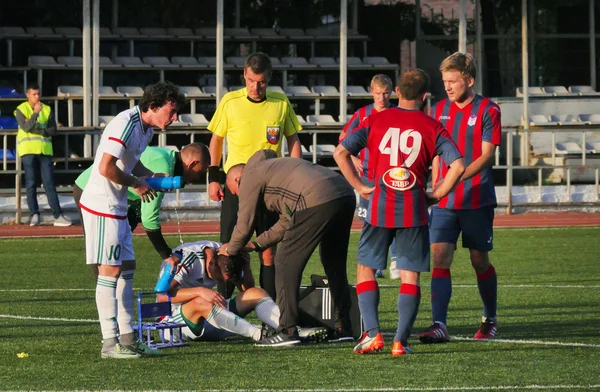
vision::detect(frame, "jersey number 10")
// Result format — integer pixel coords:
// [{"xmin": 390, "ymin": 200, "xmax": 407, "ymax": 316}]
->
[{"xmin": 378, "ymin": 128, "xmax": 422, "ymax": 167}]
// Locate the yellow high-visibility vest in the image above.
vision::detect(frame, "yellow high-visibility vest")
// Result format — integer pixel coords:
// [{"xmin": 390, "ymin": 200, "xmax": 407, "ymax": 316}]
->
[{"xmin": 15, "ymin": 101, "xmax": 53, "ymax": 157}]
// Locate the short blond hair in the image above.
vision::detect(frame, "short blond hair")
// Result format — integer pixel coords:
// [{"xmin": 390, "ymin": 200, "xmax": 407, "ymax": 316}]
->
[
  {"xmin": 440, "ymin": 52, "xmax": 476, "ymax": 81},
  {"xmin": 370, "ymin": 74, "xmax": 393, "ymax": 92}
]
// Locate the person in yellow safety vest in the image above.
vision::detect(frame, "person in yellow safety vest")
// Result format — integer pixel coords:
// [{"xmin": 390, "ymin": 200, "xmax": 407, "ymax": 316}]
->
[{"xmin": 15, "ymin": 84, "xmax": 72, "ymax": 227}]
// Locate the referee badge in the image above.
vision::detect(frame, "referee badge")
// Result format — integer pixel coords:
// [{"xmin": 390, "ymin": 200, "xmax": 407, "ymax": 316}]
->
[{"xmin": 266, "ymin": 126, "xmax": 281, "ymax": 144}]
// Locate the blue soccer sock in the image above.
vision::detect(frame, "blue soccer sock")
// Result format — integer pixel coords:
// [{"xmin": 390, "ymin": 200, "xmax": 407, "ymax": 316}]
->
[
  {"xmin": 356, "ymin": 280, "xmax": 380, "ymax": 338},
  {"xmin": 476, "ymin": 264, "xmax": 497, "ymax": 319},
  {"xmin": 431, "ymin": 268, "xmax": 452, "ymax": 325},
  {"xmin": 394, "ymin": 283, "xmax": 421, "ymax": 343}
]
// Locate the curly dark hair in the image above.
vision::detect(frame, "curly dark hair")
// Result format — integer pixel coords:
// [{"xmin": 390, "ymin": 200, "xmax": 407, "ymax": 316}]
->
[
  {"xmin": 215, "ymin": 253, "xmax": 245, "ymax": 285},
  {"xmin": 138, "ymin": 81, "xmax": 185, "ymax": 112}
]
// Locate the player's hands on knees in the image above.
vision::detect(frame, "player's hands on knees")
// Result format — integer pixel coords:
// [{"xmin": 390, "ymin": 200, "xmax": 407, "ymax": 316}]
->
[
  {"xmin": 358, "ymin": 184, "xmax": 375, "ymax": 200},
  {"xmin": 198, "ymin": 287, "xmax": 227, "ymax": 309},
  {"xmin": 208, "ymin": 182, "xmax": 224, "ymax": 202},
  {"xmin": 133, "ymin": 177, "xmax": 157, "ymax": 202},
  {"xmin": 165, "ymin": 253, "xmax": 182, "ymax": 274}
]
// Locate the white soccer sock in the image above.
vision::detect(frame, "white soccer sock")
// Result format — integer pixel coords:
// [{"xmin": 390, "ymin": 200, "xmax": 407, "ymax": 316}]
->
[
  {"xmin": 206, "ymin": 305, "xmax": 262, "ymax": 341},
  {"xmin": 116, "ymin": 270, "xmax": 135, "ymax": 338},
  {"xmin": 254, "ymin": 297, "xmax": 280, "ymax": 329},
  {"xmin": 96, "ymin": 275, "xmax": 118, "ymax": 340}
]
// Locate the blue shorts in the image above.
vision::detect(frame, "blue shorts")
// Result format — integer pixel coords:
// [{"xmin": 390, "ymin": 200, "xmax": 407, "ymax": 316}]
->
[
  {"xmin": 356, "ymin": 195, "xmax": 368, "ymax": 221},
  {"xmin": 429, "ymin": 206, "xmax": 495, "ymax": 251},
  {"xmin": 357, "ymin": 223, "xmax": 430, "ymax": 272}
]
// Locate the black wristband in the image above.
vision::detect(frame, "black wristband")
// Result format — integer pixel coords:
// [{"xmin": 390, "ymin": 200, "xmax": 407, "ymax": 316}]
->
[
  {"xmin": 208, "ymin": 166, "xmax": 220, "ymax": 183},
  {"xmin": 252, "ymin": 241, "xmax": 262, "ymax": 252}
]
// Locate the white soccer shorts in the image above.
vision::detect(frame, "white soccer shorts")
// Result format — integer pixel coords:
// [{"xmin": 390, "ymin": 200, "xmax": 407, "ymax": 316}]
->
[{"xmin": 82, "ymin": 209, "xmax": 134, "ymax": 265}]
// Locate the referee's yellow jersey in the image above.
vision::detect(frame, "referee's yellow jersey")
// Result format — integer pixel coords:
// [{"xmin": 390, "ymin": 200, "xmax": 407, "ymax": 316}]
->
[{"xmin": 208, "ymin": 87, "xmax": 302, "ymax": 173}]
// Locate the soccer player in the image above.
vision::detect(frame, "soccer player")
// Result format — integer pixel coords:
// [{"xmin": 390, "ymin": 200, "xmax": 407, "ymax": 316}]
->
[
  {"xmin": 78, "ymin": 82, "xmax": 185, "ymax": 359},
  {"xmin": 207, "ymin": 52, "xmax": 302, "ymax": 301},
  {"xmin": 339, "ymin": 74, "xmax": 399, "ymax": 280},
  {"xmin": 419, "ymin": 52, "xmax": 502, "ymax": 344},
  {"xmin": 220, "ymin": 150, "xmax": 356, "ymax": 347},
  {"xmin": 334, "ymin": 69, "xmax": 465, "ymax": 356}
]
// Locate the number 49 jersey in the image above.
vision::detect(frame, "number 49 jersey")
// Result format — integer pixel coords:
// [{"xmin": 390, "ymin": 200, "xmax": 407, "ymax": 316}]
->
[{"xmin": 340, "ymin": 107, "xmax": 462, "ymax": 228}]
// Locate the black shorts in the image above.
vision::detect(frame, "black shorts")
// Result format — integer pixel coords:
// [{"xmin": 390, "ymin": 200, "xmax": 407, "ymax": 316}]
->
[{"xmin": 220, "ymin": 184, "xmax": 278, "ymax": 243}]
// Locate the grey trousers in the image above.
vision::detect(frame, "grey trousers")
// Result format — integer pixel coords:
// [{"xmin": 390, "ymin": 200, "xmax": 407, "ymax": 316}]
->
[{"xmin": 275, "ymin": 195, "xmax": 356, "ymax": 333}]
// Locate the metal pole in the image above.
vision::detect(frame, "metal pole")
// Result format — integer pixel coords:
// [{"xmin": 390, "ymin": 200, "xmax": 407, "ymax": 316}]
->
[
  {"xmin": 93, "ymin": 0, "xmax": 100, "ymax": 131},
  {"xmin": 475, "ymin": 0, "xmax": 483, "ymax": 93},
  {"xmin": 339, "ymin": 0, "xmax": 348, "ymax": 121},
  {"xmin": 590, "ymin": 0, "xmax": 596, "ymax": 89},
  {"xmin": 458, "ymin": 0, "xmax": 467, "ymax": 53},
  {"xmin": 83, "ymin": 0, "xmax": 92, "ymax": 157},
  {"xmin": 522, "ymin": 0, "xmax": 529, "ymax": 135},
  {"xmin": 528, "ymin": 0, "xmax": 536, "ymax": 85},
  {"xmin": 15, "ymin": 153, "xmax": 22, "ymax": 223},
  {"xmin": 216, "ymin": 0, "xmax": 224, "ymax": 104}
]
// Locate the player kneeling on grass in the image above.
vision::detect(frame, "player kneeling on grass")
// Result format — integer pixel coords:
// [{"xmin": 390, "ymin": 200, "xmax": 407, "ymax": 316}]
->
[{"xmin": 158, "ymin": 240, "xmax": 326, "ymax": 342}]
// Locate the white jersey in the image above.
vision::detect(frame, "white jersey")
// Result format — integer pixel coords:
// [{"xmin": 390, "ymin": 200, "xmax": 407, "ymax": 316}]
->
[
  {"xmin": 79, "ymin": 106, "xmax": 154, "ymax": 217},
  {"xmin": 161, "ymin": 240, "xmax": 222, "ymax": 290}
]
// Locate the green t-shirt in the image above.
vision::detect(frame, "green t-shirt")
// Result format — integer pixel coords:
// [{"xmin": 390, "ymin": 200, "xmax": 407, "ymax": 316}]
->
[{"xmin": 75, "ymin": 146, "xmax": 177, "ymax": 230}]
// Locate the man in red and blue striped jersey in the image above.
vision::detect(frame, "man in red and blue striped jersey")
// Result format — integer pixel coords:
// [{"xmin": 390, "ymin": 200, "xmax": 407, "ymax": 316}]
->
[
  {"xmin": 334, "ymin": 69, "xmax": 464, "ymax": 356},
  {"xmin": 419, "ymin": 52, "xmax": 502, "ymax": 344},
  {"xmin": 339, "ymin": 74, "xmax": 399, "ymax": 280}
]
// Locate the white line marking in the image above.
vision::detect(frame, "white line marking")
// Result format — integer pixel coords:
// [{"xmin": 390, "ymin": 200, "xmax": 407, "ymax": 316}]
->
[
  {"xmin": 0, "ymin": 314, "xmax": 97, "ymax": 323},
  {"xmin": 79, "ymin": 386, "xmax": 600, "ymax": 391},
  {"xmin": 0, "ymin": 288, "xmax": 146, "ymax": 292}
]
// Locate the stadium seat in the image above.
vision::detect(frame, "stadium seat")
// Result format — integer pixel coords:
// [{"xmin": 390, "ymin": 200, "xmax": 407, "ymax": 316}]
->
[
  {"xmin": 311, "ymin": 85, "xmax": 340, "ymax": 97},
  {"xmin": 98, "ymin": 86, "xmax": 122, "ymax": 97},
  {"xmin": 346, "ymin": 85, "xmax": 369, "ymax": 96},
  {"xmin": 99, "ymin": 27, "xmax": 118, "ymax": 39},
  {"xmin": 339, "ymin": 114, "xmax": 353, "ymax": 123},
  {"xmin": 527, "ymin": 115, "xmax": 553, "ymax": 126},
  {"xmin": 132, "ymin": 292, "xmax": 187, "ymax": 350},
  {"xmin": 178, "ymin": 113, "xmax": 209, "ymax": 126},
  {"xmin": 228, "ymin": 86, "xmax": 244, "ymax": 92},
  {"xmin": 57, "ymin": 56, "xmax": 82, "ymax": 67},
  {"xmin": 270, "ymin": 57, "xmax": 283, "ymax": 66},
  {"xmin": 0, "ymin": 117, "xmax": 19, "ymax": 129},
  {"xmin": 202, "ymin": 86, "xmax": 228, "ymax": 97},
  {"xmin": 113, "ymin": 27, "xmax": 145, "ymax": 38},
  {"xmin": 549, "ymin": 114, "xmax": 583, "ymax": 125},
  {"xmin": 584, "ymin": 142, "xmax": 600, "ymax": 154},
  {"xmin": 117, "ymin": 86, "xmax": 144, "ymax": 97},
  {"xmin": 281, "ymin": 57, "xmax": 314, "ymax": 68},
  {"xmin": 171, "ymin": 57, "xmax": 202, "ymax": 68},
  {"xmin": 516, "ymin": 87, "xmax": 552, "ymax": 97},
  {"xmin": 28, "ymin": 56, "xmax": 64, "ymax": 68},
  {"xmin": 338, "ymin": 56, "xmax": 366, "ymax": 68},
  {"xmin": 226, "ymin": 56, "xmax": 246, "ymax": 67},
  {"xmin": 555, "ymin": 142, "xmax": 582, "ymax": 154},
  {"xmin": 284, "ymin": 86, "xmax": 318, "ymax": 97},
  {"xmin": 142, "ymin": 57, "xmax": 178, "ymax": 68},
  {"xmin": 57, "ymin": 86, "xmax": 84, "ymax": 97},
  {"xmin": 197, "ymin": 57, "xmax": 217, "ymax": 66},
  {"xmin": 309, "ymin": 144, "xmax": 337, "ymax": 155},
  {"xmin": 363, "ymin": 56, "xmax": 398, "ymax": 67},
  {"xmin": 267, "ymin": 86, "xmax": 285, "ymax": 94},
  {"xmin": 0, "ymin": 87, "xmax": 25, "ymax": 98},
  {"xmin": 296, "ymin": 115, "xmax": 315, "ymax": 127},
  {"xmin": 543, "ymin": 86, "xmax": 576, "ymax": 96},
  {"xmin": 98, "ymin": 116, "xmax": 115, "ymax": 127},
  {"xmin": 251, "ymin": 28, "xmax": 285, "ymax": 40},
  {"xmin": 568, "ymin": 85, "xmax": 600, "ymax": 96},
  {"xmin": 195, "ymin": 27, "xmax": 218, "ymax": 39},
  {"xmin": 309, "ymin": 57, "xmax": 338, "ymax": 69},
  {"xmin": 139, "ymin": 28, "xmax": 173, "ymax": 39},
  {"xmin": 306, "ymin": 114, "xmax": 339, "ymax": 125},
  {"xmin": 178, "ymin": 86, "xmax": 210, "ymax": 98},
  {"xmin": 0, "ymin": 26, "xmax": 32, "ymax": 39},
  {"xmin": 0, "ymin": 149, "xmax": 16, "ymax": 161},
  {"xmin": 54, "ymin": 27, "xmax": 82, "ymax": 38},
  {"xmin": 99, "ymin": 56, "xmax": 122, "ymax": 68},
  {"xmin": 305, "ymin": 28, "xmax": 339, "ymax": 40},
  {"xmin": 224, "ymin": 28, "xmax": 259, "ymax": 40},
  {"xmin": 166, "ymin": 28, "xmax": 198, "ymax": 39},
  {"xmin": 578, "ymin": 114, "xmax": 600, "ymax": 125},
  {"xmin": 26, "ymin": 27, "xmax": 61, "ymax": 38},
  {"xmin": 279, "ymin": 28, "xmax": 312, "ymax": 41},
  {"xmin": 115, "ymin": 57, "xmax": 151, "ymax": 68}
]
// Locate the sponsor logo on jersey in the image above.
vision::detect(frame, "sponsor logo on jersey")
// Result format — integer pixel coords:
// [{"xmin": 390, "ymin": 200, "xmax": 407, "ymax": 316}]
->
[
  {"xmin": 468, "ymin": 114, "xmax": 477, "ymax": 126},
  {"xmin": 266, "ymin": 126, "xmax": 281, "ymax": 144},
  {"xmin": 382, "ymin": 167, "xmax": 417, "ymax": 191},
  {"xmin": 438, "ymin": 115, "xmax": 451, "ymax": 121}
]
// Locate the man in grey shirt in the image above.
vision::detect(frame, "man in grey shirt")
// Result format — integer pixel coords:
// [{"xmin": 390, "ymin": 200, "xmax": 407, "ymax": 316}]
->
[{"xmin": 219, "ymin": 150, "xmax": 356, "ymax": 346}]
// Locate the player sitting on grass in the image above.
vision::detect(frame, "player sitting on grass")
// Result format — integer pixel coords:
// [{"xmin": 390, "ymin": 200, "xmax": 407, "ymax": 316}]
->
[{"xmin": 158, "ymin": 240, "xmax": 326, "ymax": 342}]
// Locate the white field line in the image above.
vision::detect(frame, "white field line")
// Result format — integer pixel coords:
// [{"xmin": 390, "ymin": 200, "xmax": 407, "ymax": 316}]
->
[{"xmin": 0, "ymin": 314, "xmax": 97, "ymax": 323}]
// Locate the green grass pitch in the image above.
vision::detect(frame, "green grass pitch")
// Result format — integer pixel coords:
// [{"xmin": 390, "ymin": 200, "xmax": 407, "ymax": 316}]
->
[{"xmin": 0, "ymin": 227, "xmax": 599, "ymax": 391}]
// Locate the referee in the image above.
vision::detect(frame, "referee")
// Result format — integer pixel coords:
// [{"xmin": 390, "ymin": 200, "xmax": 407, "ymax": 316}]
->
[{"xmin": 207, "ymin": 52, "xmax": 303, "ymax": 300}]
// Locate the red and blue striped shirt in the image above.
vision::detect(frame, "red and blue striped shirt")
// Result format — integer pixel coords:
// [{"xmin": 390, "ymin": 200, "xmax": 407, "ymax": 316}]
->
[
  {"xmin": 430, "ymin": 94, "xmax": 501, "ymax": 210},
  {"xmin": 341, "ymin": 107, "xmax": 462, "ymax": 228}
]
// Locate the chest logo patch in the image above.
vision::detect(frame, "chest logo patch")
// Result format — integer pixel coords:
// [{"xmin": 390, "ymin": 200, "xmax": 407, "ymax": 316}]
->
[
  {"xmin": 266, "ymin": 126, "xmax": 281, "ymax": 144},
  {"xmin": 382, "ymin": 167, "xmax": 417, "ymax": 191},
  {"xmin": 468, "ymin": 114, "xmax": 477, "ymax": 126}
]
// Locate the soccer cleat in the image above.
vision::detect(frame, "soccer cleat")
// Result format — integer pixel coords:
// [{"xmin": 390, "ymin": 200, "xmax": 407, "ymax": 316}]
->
[
  {"xmin": 391, "ymin": 341, "xmax": 415, "ymax": 357},
  {"xmin": 30, "ymin": 213, "xmax": 40, "ymax": 227},
  {"xmin": 328, "ymin": 327, "xmax": 355, "ymax": 343},
  {"xmin": 53, "ymin": 214, "xmax": 72, "ymax": 227},
  {"xmin": 418, "ymin": 322, "xmax": 450, "ymax": 344},
  {"xmin": 375, "ymin": 269, "xmax": 385, "ymax": 278},
  {"xmin": 473, "ymin": 317, "xmax": 498, "ymax": 340},
  {"xmin": 389, "ymin": 261, "xmax": 400, "ymax": 280},
  {"xmin": 101, "ymin": 343, "xmax": 141, "ymax": 359},
  {"xmin": 353, "ymin": 332, "xmax": 384, "ymax": 354},
  {"xmin": 126, "ymin": 339, "xmax": 163, "ymax": 356},
  {"xmin": 255, "ymin": 330, "xmax": 301, "ymax": 347},
  {"xmin": 298, "ymin": 326, "xmax": 329, "ymax": 343}
]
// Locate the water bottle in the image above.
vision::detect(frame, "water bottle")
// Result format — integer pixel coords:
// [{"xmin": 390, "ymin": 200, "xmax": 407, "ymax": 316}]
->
[
  {"xmin": 154, "ymin": 252, "xmax": 182, "ymax": 292},
  {"xmin": 146, "ymin": 176, "xmax": 183, "ymax": 190}
]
